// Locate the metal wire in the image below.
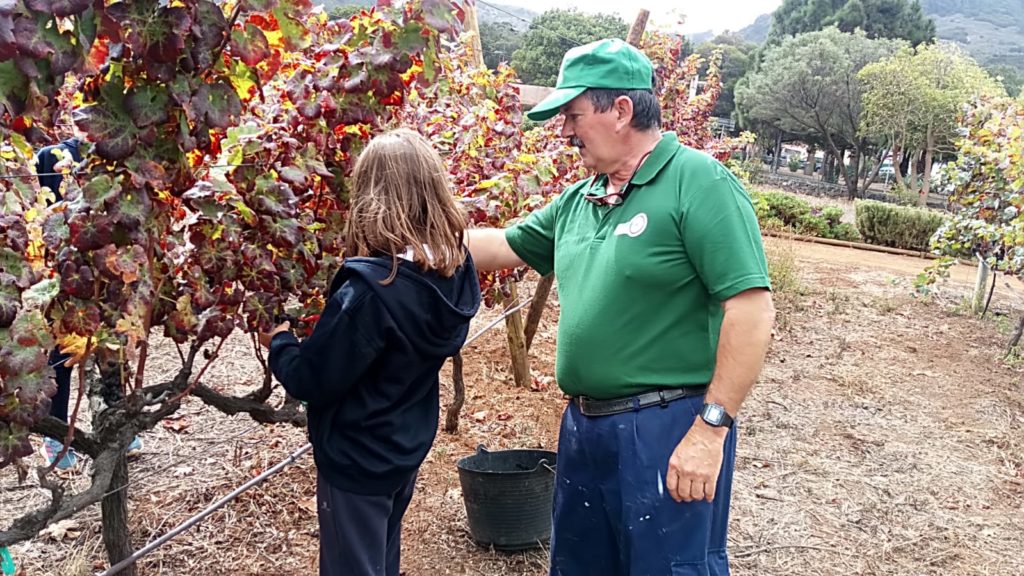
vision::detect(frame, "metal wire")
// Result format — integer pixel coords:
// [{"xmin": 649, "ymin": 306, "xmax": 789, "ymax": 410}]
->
[{"xmin": 0, "ymin": 163, "xmax": 264, "ymax": 181}]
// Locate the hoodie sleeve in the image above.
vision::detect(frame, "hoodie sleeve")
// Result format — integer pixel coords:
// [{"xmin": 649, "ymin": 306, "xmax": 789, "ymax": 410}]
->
[{"xmin": 268, "ymin": 280, "xmax": 382, "ymax": 406}]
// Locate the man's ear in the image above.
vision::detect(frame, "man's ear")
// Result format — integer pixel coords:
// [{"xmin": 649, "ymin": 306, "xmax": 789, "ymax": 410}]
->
[{"xmin": 614, "ymin": 96, "xmax": 634, "ymax": 130}]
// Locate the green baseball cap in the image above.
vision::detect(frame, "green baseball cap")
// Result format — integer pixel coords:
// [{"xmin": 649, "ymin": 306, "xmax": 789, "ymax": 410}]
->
[{"xmin": 525, "ymin": 38, "xmax": 654, "ymax": 122}]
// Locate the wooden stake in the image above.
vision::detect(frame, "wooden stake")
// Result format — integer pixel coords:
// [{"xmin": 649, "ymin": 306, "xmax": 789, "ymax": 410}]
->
[
  {"xmin": 627, "ymin": 9, "xmax": 650, "ymax": 46},
  {"xmin": 462, "ymin": 0, "xmax": 485, "ymax": 69},
  {"xmin": 499, "ymin": 282, "xmax": 531, "ymax": 388},
  {"xmin": 973, "ymin": 255, "xmax": 990, "ymax": 315},
  {"xmin": 444, "ymin": 354, "xmax": 465, "ymax": 433},
  {"xmin": 524, "ymin": 274, "xmax": 554, "ymax": 350}
]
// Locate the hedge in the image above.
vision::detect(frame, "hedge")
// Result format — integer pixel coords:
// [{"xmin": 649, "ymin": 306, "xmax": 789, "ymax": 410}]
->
[
  {"xmin": 854, "ymin": 200, "xmax": 947, "ymax": 252},
  {"xmin": 750, "ymin": 189, "xmax": 859, "ymax": 242}
]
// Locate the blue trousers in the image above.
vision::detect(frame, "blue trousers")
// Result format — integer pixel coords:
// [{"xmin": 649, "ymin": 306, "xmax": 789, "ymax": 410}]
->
[
  {"xmin": 550, "ymin": 395, "xmax": 736, "ymax": 576},
  {"xmin": 316, "ymin": 471, "xmax": 417, "ymax": 576},
  {"xmin": 49, "ymin": 348, "xmax": 72, "ymax": 422}
]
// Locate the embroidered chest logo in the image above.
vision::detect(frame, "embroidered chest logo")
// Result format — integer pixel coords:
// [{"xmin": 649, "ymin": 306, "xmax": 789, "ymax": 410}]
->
[{"xmin": 614, "ymin": 212, "xmax": 648, "ymax": 238}]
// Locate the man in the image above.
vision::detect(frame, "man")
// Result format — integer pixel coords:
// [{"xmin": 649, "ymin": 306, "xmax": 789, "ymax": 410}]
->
[
  {"xmin": 36, "ymin": 131, "xmax": 143, "ymax": 470},
  {"xmin": 466, "ymin": 39, "xmax": 775, "ymax": 575}
]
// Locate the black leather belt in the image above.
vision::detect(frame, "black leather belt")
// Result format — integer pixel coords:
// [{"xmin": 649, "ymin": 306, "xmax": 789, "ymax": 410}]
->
[{"xmin": 574, "ymin": 386, "xmax": 708, "ymax": 417}]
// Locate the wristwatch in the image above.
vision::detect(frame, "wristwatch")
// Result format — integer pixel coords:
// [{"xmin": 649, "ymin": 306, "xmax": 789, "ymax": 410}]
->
[{"xmin": 699, "ymin": 402, "xmax": 734, "ymax": 429}]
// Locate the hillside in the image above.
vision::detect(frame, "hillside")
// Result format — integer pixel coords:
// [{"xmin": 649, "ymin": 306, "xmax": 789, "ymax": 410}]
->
[
  {"xmin": 740, "ymin": 0, "xmax": 1024, "ymax": 74},
  {"xmin": 922, "ymin": 0, "xmax": 1024, "ymax": 71},
  {"xmin": 477, "ymin": 1, "xmax": 537, "ymax": 32},
  {"xmin": 319, "ymin": 0, "xmax": 537, "ymax": 31},
  {"xmin": 738, "ymin": 13, "xmax": 771, "ymax": 44}
]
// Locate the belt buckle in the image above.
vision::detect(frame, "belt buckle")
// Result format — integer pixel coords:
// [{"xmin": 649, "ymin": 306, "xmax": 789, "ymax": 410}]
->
[{"xmin": 575, "ymin": 396, "xmax": 591, "ymax": 415}]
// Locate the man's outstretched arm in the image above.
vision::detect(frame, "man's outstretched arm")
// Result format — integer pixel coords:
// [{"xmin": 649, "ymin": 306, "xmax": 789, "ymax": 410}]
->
[{"xmin": 465, "ymin": 228, "xmax": 527, "ymax": 272}]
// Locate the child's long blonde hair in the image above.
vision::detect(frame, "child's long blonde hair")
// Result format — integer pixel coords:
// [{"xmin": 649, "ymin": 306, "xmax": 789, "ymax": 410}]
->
[{"xmin": 344, "ymin": 128, "xmax": 467, "ymax": 284}]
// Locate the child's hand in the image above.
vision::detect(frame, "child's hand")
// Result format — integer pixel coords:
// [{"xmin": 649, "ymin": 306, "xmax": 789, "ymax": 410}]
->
[{"xmin": 258, "ymin": 321, "xmax": 292, "ymax": 348}]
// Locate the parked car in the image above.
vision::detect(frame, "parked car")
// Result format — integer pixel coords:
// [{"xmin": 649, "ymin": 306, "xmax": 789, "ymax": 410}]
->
[{"xmin": 878, "ymin": 159, "xmax": 895, "ymax": 177}]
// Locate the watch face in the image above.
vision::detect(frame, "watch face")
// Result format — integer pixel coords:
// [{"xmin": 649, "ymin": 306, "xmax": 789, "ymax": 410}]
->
[{"xmin": 704, "ymin": 404, "xmax": 725, "ymax": 424}]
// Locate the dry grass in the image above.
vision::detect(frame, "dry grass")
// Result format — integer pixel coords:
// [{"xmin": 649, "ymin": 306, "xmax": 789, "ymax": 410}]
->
[{"xmin": 766, "ymin": 238, "xmax": 805, "ymax": 332}]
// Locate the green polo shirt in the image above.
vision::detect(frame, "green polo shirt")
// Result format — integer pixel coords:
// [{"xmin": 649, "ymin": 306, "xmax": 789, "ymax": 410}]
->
[{"xmin": 506, "ymin": 132, "xmax": 770, "ymax": 399}]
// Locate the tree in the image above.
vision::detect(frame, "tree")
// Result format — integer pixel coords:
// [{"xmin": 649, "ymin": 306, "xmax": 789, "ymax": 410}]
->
[
  {"xmin": 768, "ymin": 0, "xmax": 936, "ymax": 46},
  {"xmin": 736, "ymin": 27, "xmax": 903, "ymax": 198},
  {"xmin": 479, "ymin": 21, "xmax": 524, "ymax": 70},
  {"xmin": 695, "ymin": 33, "xmax": 758, "ymax": 118},
  {"xmin": 510, "ymin": 9, "xmax": 628, "ymax": 86},
  {"xmin": 643, "ymin": 31, "xmax": 752, "ymax": 161},
  {"xmin": 860, "ymin": 43, "xmax": 1004, "ymax": 204},
  {"xmin": 988, "ymin": 64, "xmax": 1024, "ymax": 98}
]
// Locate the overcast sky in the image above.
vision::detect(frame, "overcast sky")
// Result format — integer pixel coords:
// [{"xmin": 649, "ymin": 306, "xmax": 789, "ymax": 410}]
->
[{"xmin": 491, "ymin": 0, "xmax": 784, "ymax": 35}]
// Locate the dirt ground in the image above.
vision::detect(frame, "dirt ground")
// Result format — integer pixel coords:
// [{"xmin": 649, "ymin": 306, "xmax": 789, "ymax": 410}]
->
[{"xmin": 4, "ymin": 237, "xmax": 1024, "ymax": 575}]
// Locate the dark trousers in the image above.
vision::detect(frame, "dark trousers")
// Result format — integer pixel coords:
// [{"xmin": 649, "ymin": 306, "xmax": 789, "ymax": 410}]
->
[
  {"xmin": 317, "ymin": 471, "xmax": 417, "ymax": 576},
  {"xmin": 49, "ymin": 348, "xmax": 72, "ymax": 422},
  {"xmin": 550, "ymin": 395, "xmax": 737, "ymax": 576}
]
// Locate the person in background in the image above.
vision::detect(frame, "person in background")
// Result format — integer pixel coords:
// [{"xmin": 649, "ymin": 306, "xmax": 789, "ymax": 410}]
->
[
  {"xmin": 36, "ymin": 124, "xmax": 143, "ymax": 470},
  {"xmin": 260, "ymin": 128, "xmax": 481, "ymax": 576}
]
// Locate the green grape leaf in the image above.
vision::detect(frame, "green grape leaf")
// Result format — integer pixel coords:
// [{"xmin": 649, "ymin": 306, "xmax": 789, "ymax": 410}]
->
[
  {"xmin": 240, "ymin": 0, "xmax": 279, "ymax": 12},
  {"xmin": 126, "ymin": 84, "xmax": 171, "ymax": 128},
  {"xmin": 191, "ymin": 81, "xmax": 242, "ymax": 129},
  {"xmin": 192, "ymin": 0, "xmax": 228, "ymax": 69},
  {"xmin": 76, "ymin": 102, "xmax": 139, "ymax": 161},
  {"xmin": 229, "ymin": 24, "xmax": 270, "ymax": 67},
  {"xmin": 13, "ymin": 13, "xmax": 53, "ymax": 59},
  {"xmin": 271, "ymin": 6, "xmax": 309, "ymax": 51},
  {"xmin": 80, "ymin": 174, "xmax": 122, "ymax": 208},
  {"xmin": 21, "ymin": 277, "xmax": 59, "ymax": 310},
  {"xmin": 242, "ymin": 291, "xmax": 275, "ymax": 331},
  {"xmin": 0, "ymin": 276, "xmax": 18, "ymax": 329},
  {"xmin": 26, "ymin": 0, "xmax": 91, "ymax": 17}
]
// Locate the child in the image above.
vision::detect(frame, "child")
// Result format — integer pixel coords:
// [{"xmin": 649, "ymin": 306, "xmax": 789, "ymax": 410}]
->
[
  {"xmin": 36, "ymin": 130, "xmax": 143, "ymax": 469},
  {"xmin": 261, "ymin": 128, "xmax": 481, "ymax": 576}
]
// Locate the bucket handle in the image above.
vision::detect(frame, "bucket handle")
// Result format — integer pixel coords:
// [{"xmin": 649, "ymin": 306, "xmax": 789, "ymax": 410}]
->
[
  {"xmin": 538, "ymin": 458, "xmax": 556, "ymax": 474},
  {"xmin": 475, "ymin": 445, "xmax": 556, "ymax": 473}
]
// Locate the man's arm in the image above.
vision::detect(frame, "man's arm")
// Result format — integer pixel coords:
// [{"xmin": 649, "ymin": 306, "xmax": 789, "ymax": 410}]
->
[
  {"xmin": 465, "ymin": 228, "xmax": 526, "ymax": 272},
  {"xmin": 666, "ymin": 287, "xmax": 775, "ymax": 503},
  {"xmin": 703, "ymin": 287, "xmax": 775, "ymax": 418}
]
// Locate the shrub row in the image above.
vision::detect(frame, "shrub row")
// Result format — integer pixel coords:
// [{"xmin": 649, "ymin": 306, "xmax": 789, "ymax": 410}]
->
[
  {"xmin": 854, "ymin": 200, "xmax": 947, "ymax": 252},
  {"xmin": 749, "ymin": 189, "xmax": 859, "ymax": 242}
]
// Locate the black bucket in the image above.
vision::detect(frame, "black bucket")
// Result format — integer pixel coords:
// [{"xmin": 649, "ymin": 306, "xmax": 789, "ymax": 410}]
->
[{"xmin": 456, "ymin": 445, "xmax": 557, "ymax": 551}]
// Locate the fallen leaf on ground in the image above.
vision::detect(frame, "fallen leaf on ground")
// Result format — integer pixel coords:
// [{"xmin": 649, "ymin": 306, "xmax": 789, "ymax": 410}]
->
[
  {"xmin": 163, "ymin": 416, "xmax": 192, "ymax": 433},
  {"xmin": 298, "ymin": 496, "xmax": 317, "ymax": 516},
  {"xmin": 40, "ymin": 519, "xmax": 81, "ymax": 542}
]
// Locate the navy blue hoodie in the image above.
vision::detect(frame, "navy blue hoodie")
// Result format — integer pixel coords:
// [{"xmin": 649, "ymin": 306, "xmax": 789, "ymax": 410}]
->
[
  {"xmin": 269, "ymin": 253, "xmax": 481, "ymax": 495},
  {"xmin": 35, "ymin": 138, "xmax": 83, "ymax": 202}
]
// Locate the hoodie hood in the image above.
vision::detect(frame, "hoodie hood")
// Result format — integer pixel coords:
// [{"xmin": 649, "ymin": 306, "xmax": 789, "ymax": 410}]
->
[{"xmin": 328, "ymin": 252, "xmax": 481, "ymax": 357}]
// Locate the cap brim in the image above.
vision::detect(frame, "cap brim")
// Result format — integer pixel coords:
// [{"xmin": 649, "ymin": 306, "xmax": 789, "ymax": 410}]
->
[{"xmin": 525, "ymin": 86, "xmax": 587, "ymax": 122}]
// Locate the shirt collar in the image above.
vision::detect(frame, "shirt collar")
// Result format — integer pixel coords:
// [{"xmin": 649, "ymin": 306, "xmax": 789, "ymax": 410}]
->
[{"xmin": 630, "ymin": 131, "xmax": 681, "ymax": 186}]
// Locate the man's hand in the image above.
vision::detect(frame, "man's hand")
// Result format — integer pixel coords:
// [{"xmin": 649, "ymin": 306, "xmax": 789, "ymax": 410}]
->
[
  {"xmin": 258, "ymin": 321, "xmax": 291, "ymax": 348},
  {"xmin": 665, "ymin": 418, "xmax": 728, "ymax": 503}
]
